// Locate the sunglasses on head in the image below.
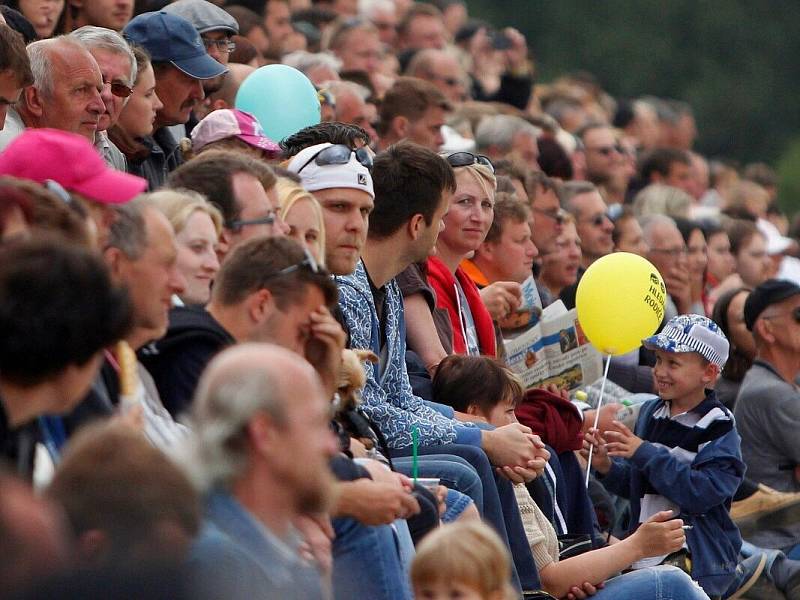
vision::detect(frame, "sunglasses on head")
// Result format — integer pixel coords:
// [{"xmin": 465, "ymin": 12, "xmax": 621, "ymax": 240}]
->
[
  {"xmin": 297, "ymin": 144, "xmax": 373, "ymax": 173},
  {"xmin": 444, "ymin": 152, "xmax": 495, "ymax": 173},
  {"xmin": 263, "ymin": 247, "xmax": 321, "ymax": 281}
]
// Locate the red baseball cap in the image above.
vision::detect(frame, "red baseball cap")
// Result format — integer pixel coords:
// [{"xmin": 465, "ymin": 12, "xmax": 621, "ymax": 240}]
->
[{"xmin": 0, "ymin": 129, "xmax": 147, "ymax": 204}]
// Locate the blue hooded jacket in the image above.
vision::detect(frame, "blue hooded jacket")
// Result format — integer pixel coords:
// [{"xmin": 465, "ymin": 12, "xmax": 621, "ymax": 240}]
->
[{"xmin": 600, "ymin": 391, "xmax": 745, "ymax": 596}]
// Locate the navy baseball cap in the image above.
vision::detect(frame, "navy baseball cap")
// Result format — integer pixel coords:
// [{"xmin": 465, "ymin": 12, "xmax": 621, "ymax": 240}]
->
[{"xmin": 123, "ymin": 11, "xmax": 227, "ymax": 80}]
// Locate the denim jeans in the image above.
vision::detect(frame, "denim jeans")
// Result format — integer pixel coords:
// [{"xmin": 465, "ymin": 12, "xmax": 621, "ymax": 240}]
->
[
  {"xmin": 593, "ymin": 566, "xmax": 710, "ymax": 599},
  {"xmin": 391, "ymin": 443, "xmax": 542, "ymax": 592},
  {"xmin": 394, "ymin": 454, "xmax": 484, "ymax": 512},
  {"xmin": 332, "ymin": 517, "xmax": 411, "ymax": 600}
]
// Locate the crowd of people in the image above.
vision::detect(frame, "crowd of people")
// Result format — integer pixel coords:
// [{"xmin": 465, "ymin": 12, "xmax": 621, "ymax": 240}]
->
[{"xmin": 1, "ymin": 0, "xmax": 800, "ymax": 599}]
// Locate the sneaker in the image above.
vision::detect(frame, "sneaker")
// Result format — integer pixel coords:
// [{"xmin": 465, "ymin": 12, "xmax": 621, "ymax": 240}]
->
[
  {"xmin": 729, "ymin": 553, "xmax": 768, "ymax": 600},
  {"xmin": 732, "ymin": 484, "xmax": 800, "ymax": 535}
]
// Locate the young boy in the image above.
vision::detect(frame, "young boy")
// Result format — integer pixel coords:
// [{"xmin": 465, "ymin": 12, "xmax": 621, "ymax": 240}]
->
[{"xmin": 586, "ymin": 314, "xmax": 746, "ymax": 598}]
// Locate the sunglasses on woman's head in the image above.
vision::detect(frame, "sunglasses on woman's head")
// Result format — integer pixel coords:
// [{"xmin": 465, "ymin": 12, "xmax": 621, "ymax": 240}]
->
[{"xmin": 444, "ymin": 152, "xmax": 495, "ymax": 173}]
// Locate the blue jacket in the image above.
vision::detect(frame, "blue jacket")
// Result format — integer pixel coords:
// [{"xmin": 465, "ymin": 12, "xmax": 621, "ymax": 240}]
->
[
  {"xmin": 336, "ymin": 261, "xmax": 480, "ymax": 449},
  {"xmin": 600, "ymin": 392, "xmax": 744, "ymax": 596}
]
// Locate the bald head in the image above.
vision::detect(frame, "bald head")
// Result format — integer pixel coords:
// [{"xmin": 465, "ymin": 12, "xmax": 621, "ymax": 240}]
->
[
  {"xmin": 189, "ymin": 343, "xmax": 336, "ymax": 519},
  {"xmin": 194, "ymin": 343, "xmax": 322, "ymax": 430},
  {"xmin": 207, "ymin": 63, "xmax": 256, "ymax": 112}
]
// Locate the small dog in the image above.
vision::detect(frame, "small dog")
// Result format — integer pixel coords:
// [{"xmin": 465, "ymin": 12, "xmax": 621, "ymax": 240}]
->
[{"xmin": 335, "ymin": 348, "xmax": 379, "ymax": 452}]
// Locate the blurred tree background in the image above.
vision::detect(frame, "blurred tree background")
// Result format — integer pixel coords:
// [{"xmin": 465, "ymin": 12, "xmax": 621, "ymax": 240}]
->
[{"xmin": 468, "ymin": 0, "xmax": 800, "ymax": 214}]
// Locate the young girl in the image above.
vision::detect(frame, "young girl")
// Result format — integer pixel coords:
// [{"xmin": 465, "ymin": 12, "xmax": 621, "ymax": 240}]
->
[
  {"xmin": 433, "ymin": 355, "xmax": 710, "ymax": 600},
  {"xmin": 411, "ymin": 521, "xmax": 517, "ymax": 600}
]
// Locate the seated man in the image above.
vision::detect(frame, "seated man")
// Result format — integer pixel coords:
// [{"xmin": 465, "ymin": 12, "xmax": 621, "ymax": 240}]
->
[
  {"xmin": 287, "ymin": 140, "xmax": 548, "ymax": 593},
  {"xmin": 46, "ymin": 421, "xmax": 201, "ymax": 570},
  {"xmin": 184, "ymin": 343, "xmax": 340, "ymax": 600},
  {"xmin": 142, "ymin": 236, "xmax": 339, "ymax": 417},
  {"xmin": 736, "ymin": 280, "xmax": 800, "ymax": 555},
  {"xmin": 63, "ymin": 198, "xmax": 188, "ymax": 450},
  {"xmin": 0, "ymin": 238, "xmax": 132, "ymax": 479}
]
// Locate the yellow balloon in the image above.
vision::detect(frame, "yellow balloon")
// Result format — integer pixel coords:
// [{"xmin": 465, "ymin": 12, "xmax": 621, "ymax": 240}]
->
[{"xmin": 576, "ymin": 252, "xmax": 666, "ymax": 356}]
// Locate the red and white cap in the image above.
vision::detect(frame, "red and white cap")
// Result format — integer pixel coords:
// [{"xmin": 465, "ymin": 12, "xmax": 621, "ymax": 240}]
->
[{"xmin": 191, "ymin": 109, "xmax": 281, "ymax": 157}]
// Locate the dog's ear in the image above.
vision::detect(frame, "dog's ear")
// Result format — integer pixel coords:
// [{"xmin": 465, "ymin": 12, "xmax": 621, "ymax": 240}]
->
[{"xmin": 354, "ymin": 349, "xmax": 379, "ymax": 364}]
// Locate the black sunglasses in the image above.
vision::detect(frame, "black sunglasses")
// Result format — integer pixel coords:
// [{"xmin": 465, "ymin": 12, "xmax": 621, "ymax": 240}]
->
[
  {"xmin": 444, "ymin": 152, "xmax": 495, "ymax": 173},
  {"xmin": 297, "ymin": 144, "xmax": 373, "ymax": 173}
]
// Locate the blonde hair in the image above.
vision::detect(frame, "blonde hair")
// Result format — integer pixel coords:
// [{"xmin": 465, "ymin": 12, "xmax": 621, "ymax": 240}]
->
[
  {"xmin": 276, "ymin": 177, "xmax": 326, "ymax": 266},
  {"xmin": 411, "ymin": 522, "xmax": 516, "ymax": 600},
  {"xmin": 145, "ymin": 189, "xmax": 223, "ymax": 237},
  {"xmin": 455, "ymin": 162, "xmax": 497, "ymax": 203}
]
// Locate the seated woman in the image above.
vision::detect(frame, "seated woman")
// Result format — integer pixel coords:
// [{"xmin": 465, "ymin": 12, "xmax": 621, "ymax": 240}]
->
[
  {"xmin": 433, "ymin": 354, "xmax": 709, "ymax": 600},
  {"xmin": 276, "ymin": 177, "xmax": 325, "ymax": 265},
  {"xmin": 426, "ymin": 153, "xmax": 499, "ymax": 357},
  {"xmin": 539, "ymin": 214, "xmax": 581, "ymax": 300},
  {"xmin": 674, "ymin": 218, "xmax": 708, "ymax": 315},
  {"xmin": 107, "ymin": 46, "xmax": 164, "ymax": 191},
  {"xmin": 148, "ymin": 189, "xmax": 222, "ymax": 307}
]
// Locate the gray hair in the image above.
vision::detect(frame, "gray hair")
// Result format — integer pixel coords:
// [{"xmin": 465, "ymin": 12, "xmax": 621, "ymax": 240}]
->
[
  {"xmin": 474, "ymin": 114, "xmax": 541, "ymax": 154},
  {"xmin": 559, "ymin": 180, "xmax": 597, "ymax": 216},
  {"xmin": 183, "ymin": 345, "xmax": 291, "ymax": 491},
  {"xmin": 359, "ymin": 0, "xmax": 395, "ymax": 19},
  {"xmin": 639, "ymin": 213, "xmax": 678, "ymax": 246},
  {"xmin": 108, "ymin": 197, "xmax": 149, "ymax": 259},
  {"xmin": 26, "ymin": 36, "xmax": 89, "ymax": 99},
  {"xmin": 282, "ymin": 50, "xmax": 341, "ymax": 77},
  {"xmin": 632, "ymin": 183, "xmax": 692, "ymax": 220},
  {"xmin": 70, "ymin": 26, "xmax": 136, "ymax": 86},
  {"xmin": 326, "ymin": 79, "xmax": 370, "ymax": 102}
]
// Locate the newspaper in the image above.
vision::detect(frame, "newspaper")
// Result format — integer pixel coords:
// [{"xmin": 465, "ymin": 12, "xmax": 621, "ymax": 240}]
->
[
  {"xmin": 497, "ymin": 276, "xmax": 543, "ymax": 333},
  {"xmin": 504, "ymin": 300, "xmax": 603, "ymax": 391}
]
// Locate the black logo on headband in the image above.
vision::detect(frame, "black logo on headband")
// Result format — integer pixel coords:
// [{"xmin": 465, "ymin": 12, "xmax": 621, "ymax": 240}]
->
[{"xmin": 358, "ymin": 173, "xmax": 367, "ymax": 186}]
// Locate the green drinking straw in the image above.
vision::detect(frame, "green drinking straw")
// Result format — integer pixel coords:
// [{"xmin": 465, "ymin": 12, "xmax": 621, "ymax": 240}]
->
[{"xmin": 412, "ymin": 426, "xmax": 419, "ymax": 484}]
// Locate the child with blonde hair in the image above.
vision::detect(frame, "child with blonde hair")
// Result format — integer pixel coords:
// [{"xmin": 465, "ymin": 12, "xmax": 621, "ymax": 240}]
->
[{"xmin": 411, "ymin": 521, "xmax": 517, "ymax": 600}]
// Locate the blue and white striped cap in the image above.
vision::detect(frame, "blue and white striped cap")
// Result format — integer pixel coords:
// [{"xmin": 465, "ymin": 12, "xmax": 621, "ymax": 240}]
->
[{"xmin": 643, "ymin": 314, "xmax": 729, "ymax": 369}]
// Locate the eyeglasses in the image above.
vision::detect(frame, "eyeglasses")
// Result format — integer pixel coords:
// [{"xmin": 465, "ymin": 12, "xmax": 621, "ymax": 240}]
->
[
  {"xmin": 531, "ymin": 206, "xmax": 567, "ymax": 225},
  {"xmin": 297, "ymin": 144, "xmax": 374, "ymax": 173},
  {"xmin": 444, "ymin": 152, "xmax": 495, "ymax": 173},
  {"xmin": 650, "ymin": 247, "xmax": 688, "ymax": 257},
  {"xmin": 202, "ymin": 38, "xmax": 236, "ymax": 53},
  {"xmin": 103, "ymin": 79, "xmax": 132, "ymax": 98},
  {"xmin": 433, "ymin": 75, "xmax": 463, "ymax": 87},
  {"xmin": 226, "ymin": 210, "xmax": 278, "ymax": 232},
  {"xmin": 580, "ymin": 212, "xmax": 612, "ymax": 227},
  {"xmin": 586, "ymin": 144, "xmax": 623, "ymax": 156},
  {"xmin": 263, "ymin": 247, "xmax": 321, "ymax": 280}
]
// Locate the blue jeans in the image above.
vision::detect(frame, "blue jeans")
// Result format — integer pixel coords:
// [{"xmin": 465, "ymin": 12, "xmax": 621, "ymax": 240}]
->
[
  {"xmin": 592, "ymin": 566, "xmax": 710, "ymax": 599},
  {"xmin": 332, "ymin": 517, "xmax": 411, "ymax": 600},
  {"xmin": 391, "ymin": 443, "xmax": 542, "ymax": 592},
  {"xmin": 394, "ymin": 454, "xmax": 484, "ymax": 512}
]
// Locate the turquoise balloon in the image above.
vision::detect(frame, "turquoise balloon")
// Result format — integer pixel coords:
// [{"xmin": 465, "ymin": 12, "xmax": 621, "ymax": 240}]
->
[{"xmin": 235, "ymin": 64, "xmax": 321, "ymax": 142}]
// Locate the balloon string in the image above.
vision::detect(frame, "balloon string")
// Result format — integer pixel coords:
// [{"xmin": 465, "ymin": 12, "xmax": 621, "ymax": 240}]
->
[{"xmin": 585, "ymin": 355, "xmax": 612, "ymax": 488}]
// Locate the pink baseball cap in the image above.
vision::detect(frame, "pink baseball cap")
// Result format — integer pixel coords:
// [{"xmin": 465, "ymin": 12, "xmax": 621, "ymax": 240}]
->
[
  {"xmin": 0, "ymin": 129, "xmax": 147, "ymax": 204},
  {"xmin": 191, "ymin": 109, "xmax": 281, "ymax": 157}
]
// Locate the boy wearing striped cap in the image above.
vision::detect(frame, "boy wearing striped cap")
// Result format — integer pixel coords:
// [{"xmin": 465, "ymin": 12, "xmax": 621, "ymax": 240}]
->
[{"xmin": 586, "ymin": 314, "xmax": 748, "ymax": 598}]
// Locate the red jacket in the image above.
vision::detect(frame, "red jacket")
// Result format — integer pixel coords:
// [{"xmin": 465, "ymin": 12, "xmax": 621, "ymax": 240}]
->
[{"xmin": 426, "ymin": 256, "xmax": 497, "ymax": 357}]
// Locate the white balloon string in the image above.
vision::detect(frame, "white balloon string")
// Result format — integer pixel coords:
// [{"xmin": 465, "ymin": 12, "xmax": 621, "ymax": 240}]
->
[{"xmin": 585, "ymin": 354, "xmax": 612, "ymax": 488}]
